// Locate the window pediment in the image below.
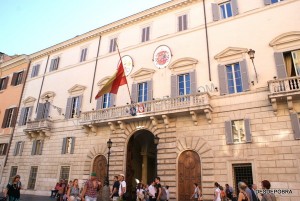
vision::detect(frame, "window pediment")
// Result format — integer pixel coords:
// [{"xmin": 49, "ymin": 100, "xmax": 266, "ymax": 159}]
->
[
  {"xmin": 131, "ymin": 68, "xmax": 155, "ymax": 82},
  {"xmin": 169, "ymin": 57, "xmax": 198, "ymax": 73},
  {"xmin": 23, "ymin": 96, "xmax": 36, "ymax": 106},
  {"xmin": 68, "ymin": 84, "xmax": 86, "ymax": 96},
  {"xmin": 214, "ymin": 47, "xmax": 248, "ymax": 62},
  {"xmin": 97, "ymin": 76, "xmax": 112, "ymax": 87},
  {"xmin": 269, "ymin": 31, "xmax": 300, "ymax": 50},
  {"xmin": 41, "ymin": 91, "xmax": 56, "ymax": 102}
]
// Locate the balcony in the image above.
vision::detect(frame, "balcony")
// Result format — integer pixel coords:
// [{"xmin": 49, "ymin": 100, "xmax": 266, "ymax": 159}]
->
[
  {"xmin": 80, "ymin": 93, "xmax": 212, "ymax": 132},
  {"xmin": 24, "ymin": 119, "xmax": 53, "ymax": 138},
  {"xmin": 268, "ymin": 76, "xmax": 300, "ymax": 114}
]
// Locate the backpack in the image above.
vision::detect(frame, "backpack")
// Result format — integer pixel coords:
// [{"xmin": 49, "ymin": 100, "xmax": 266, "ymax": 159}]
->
[
  {"xmin": 221, "ymin": 190, "xmax": 226, "ymax": 198},
  {"xmin": 160, "ymin": 187, "xmax": 167, "ymax": 201}
]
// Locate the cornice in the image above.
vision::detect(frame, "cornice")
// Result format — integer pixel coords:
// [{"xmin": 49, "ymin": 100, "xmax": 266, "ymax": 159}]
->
[
  {"xmin": 0, "ymin": 55, "xmax": 28, "ymax": 71},
  {"xmin": 29, "ymin": 0, "xmax": 199, "ymax": 60}
]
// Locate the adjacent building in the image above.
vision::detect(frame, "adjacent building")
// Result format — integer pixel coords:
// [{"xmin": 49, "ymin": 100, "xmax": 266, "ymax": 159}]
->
[{"xmin": 1, "ymin": 0, "xmax": 300, "ymax": 200}]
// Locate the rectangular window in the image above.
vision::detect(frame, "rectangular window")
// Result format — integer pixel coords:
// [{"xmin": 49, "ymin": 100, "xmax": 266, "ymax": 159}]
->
[
  {"xmin": 14, "ymin": 141, "xmax": 24, "ymax": 156},
  {"xmin": 232, "ymin": 120, "xmax": 246, "ymax": 143},
  {"xmin": 11, "ymin": 71, "xmax": 24, "ymax": 86},
  {"xmin": 178, "ymin": 14, "xmax": 188, "ymax": 31},
  {"xmin": 62, "ymin": 137, "xmax": 75, "ymax": 154},
  {"xmin": 9, "ymin": 166, "xmax": 18, "ymax": 183},
  {"xmin": 70, "ymin": 96, "xmax": 80, "ymax": 118},
  {"xmin": 138, "ymin": 82, "xmax": 148, "ymax": 102},
  {"xmin": 233, "ymin": 163, "xmax": 253, "ymax": 194},
  {"xmin": 226, "ymin": 63, "xmax": 243, "ymax": 94},
  {"xmin": 225, "ymin": 119, "xmax": 251, "ymax": 144},
  {"xmin": 102, "ymin": 93, "xmax": 111, "ymax": 108},
  {"xmin": 31, "ymin": 140, "xmax": 43, "ymax": 155},
  {"xmin": 20, "ymin": 107, "xmax": 31, "ymax": 126},
  {"xmin": 80, "ymin": 48, "xmax": 88, "ymax": 62},
  {"xmin": 0, "ymin": 77, "xmax": 8, "ymax": 90},
  {"xmin": 178, "ymin": 74, "xmax": 191, "ymax": 96},
  {"xmin": 0, "ymin": 143, "xmax": 8, "ymax": 155},
  {"xmin": 49, "ymin": 57, "xmax": 60, "ymax": 72},
  {"xmin": 271, "ymin": 0, "xmax": 284, "ymax": 4},
  {"xmin": 60, "ymin": 166, "xmax": 70, "ymax": 183},
  {"xmin": 3, "ymin": 108, "xmax": 14, "ymax": 128},
  {"xmin": 109, "ymin": 38, "xmax": 117, "ymax": 53},
  {"xmin": 141, "ymin": 27, "xmax": 150, "ymax": 42},
  {"xmin": 28, "ymin": 166, "xmax": 38, "ymax": 190},
  {"xmin": 31, "ymin": 64, "xmax": 40, "ymax": 78},
  {"xmin": 219, "ymin": 1, "xmax": 233, "ymax": 19},
  {"xmin": 283, "ymin": 49, "xmax": 300, "ymax": 77}
]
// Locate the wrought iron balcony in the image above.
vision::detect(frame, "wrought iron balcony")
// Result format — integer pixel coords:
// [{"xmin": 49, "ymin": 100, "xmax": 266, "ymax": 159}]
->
[
  {"xmin": 268, "ymin": 76, "xmax": 300, "ymax": 114},
  {"xmin": 80, "ymin": 93, "xmax": 212, "ymax": 130},
  {"xmin": 24, "ymin": 119, "xmax": 53, "ymax": 138}
]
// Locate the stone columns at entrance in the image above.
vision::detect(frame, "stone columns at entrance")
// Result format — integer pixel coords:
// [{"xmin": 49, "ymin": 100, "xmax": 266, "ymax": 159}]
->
[{"xmin": 141, "ymin": 151, "xmax": 148, "ymax": 184}]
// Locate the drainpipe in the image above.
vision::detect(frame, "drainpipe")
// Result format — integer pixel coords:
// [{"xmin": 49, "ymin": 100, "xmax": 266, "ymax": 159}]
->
[
  {"xmin": 4, "ymin": 57, "xmax": 31, "ymax": 167},
  {"xmin": 90, "ymin": 35, "xmax": 102, "ymax": 103},
  {"xmin": 36, "ymin": 55, "xmax": 50, "ymax": 112},
  {"xmin": 203, "ymin": 0, "xmax": 212, "ymax": 81}
]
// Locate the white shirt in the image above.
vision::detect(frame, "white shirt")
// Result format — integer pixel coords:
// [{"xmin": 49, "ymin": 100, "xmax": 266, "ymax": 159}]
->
[
  {"xmin": 166, "ymin": 189, "xmax": 170, "ymax": 199},
  {"xmin": 215, "ymin": 188, "xmax": 221, "ymax": 201},
  {"xmin": 118, "ymin": 181, "xmax": 126, "ymax": 196},
  {"xmin": 148, "ymin": 184, "xmax": 156, "ymax": 197}
]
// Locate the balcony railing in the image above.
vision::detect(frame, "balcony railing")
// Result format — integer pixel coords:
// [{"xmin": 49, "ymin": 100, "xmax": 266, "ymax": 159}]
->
[
  {"xmin": 24, "ymin": 119, "xmax": 52, "ymax": 138},
  {"xmin": 80, "ymin": 93, "xmax": 211, "ymax": 125},
  {"xmin": 268, "ymin": 76, "xmax": 300, "ymax": 95}
]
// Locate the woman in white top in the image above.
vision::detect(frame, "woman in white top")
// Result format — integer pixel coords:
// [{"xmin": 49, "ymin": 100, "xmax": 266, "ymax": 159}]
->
[
  {"xmin": 190, "ymin": 183, "xmax": 200, "ymax": 201},
  {"xmin": 119, "ymin": 174, "xmax": 127, "ymax": 200},
  {"xmin": 214, "ymin": 182, "xmax": 221, "ymax": 201}
]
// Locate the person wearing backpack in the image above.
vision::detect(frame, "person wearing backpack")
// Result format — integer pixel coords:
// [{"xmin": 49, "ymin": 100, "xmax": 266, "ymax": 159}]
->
[
  {"xmin": 154, "ymin": 177, "xmax": 168, "ymax": 201},
  {"xmin": 219, "ymin": 186, "xmax": 226, "ymax": 201},
  {"xmin": 3, "ymin": 175, "xmax": 22, "ymax": 201}
]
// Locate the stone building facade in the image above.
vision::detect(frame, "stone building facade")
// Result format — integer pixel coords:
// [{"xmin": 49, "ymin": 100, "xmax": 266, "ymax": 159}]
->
[{"xmin": 1, "ymin": 0, "xmax": 300, "ymax": 200}]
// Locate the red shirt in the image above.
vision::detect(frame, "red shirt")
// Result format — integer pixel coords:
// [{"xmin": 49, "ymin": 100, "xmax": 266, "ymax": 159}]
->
[{"xmin": 85, "ymin": 179, "xmax": 99, "ymax": 198}]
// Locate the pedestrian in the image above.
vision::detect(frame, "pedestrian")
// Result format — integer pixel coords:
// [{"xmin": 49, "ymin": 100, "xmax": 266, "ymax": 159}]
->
[
  {"xmin": 190, "ymin": 183, "xmax": 200, "ymax": 201},
  {"xmin": 165, "ymin": 186, "xmax": 169, "ymax": 201},
  {"xmin": 214, "ymin": 182, "xmax": 221, "ymax": 201},
  {"xmin": 250, "ymin": 184, "xmax": 259, "ymax": 201},
  {"xmin": 67, "ymin": 179, "xmax": 81, "ymax": 201},
  {"xmin": 3, "ymin": 175, "xmax": 22, "ymax": 201},
  {"xmin": 225, "ymin": 184, "xmax": 233, "ymax": 200},
  {"xmin": 118, "ymin": 173, "xmax": 127, "ymax": 200},
  {"xmin": 260, "ymin": 180, "xmax": 276, "ymax": 201},
  {"xmin": 137, "ymin": 183, "xmax": 145, "ymax": 201},
  {"xmin": 243, "ymin": 180, "xmax": 253, "ymax": 201},
  {"xmin": 148, "ymin": 180, "xmax": 156, "ymax": 201},
  {"xmin": 81, "ymin": 172, "xmax": 101, "ymax": 201},
  {"xmin": 111, "ymin": 176, "xmax": 120, "ymax": 201},
  {"xmin": 237, "ymin": 182, "xmax": 250, "ymax": 201},
  {"xmin": 57, "ymin": 179, "xmax": 66, "ymax": 201},
  {"xmin": 220, "ymin": 186, "xmax": 226, "ymax": 201},
  {"xmin": 155, "ymin": 177, "xmax": 162, "ymax": 201}
]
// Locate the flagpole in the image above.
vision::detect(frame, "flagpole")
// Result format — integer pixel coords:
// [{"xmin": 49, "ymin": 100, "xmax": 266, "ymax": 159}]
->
[{"xmin": 115, "ymin": 42, "xmax": 134, "ymax": 104}]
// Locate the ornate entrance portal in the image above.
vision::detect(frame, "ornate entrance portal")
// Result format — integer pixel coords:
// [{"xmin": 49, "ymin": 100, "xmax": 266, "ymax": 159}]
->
[
  {"xmin": 92, "ymin": 155, "xmax": 107, "ymax": 184},
  {"xmin": 126, "ymin": 130, "xmax": 157, "ymax": 197},
  {"xmin": 178, "ymin": 150, "xmax": 201, "ymax": 201}
]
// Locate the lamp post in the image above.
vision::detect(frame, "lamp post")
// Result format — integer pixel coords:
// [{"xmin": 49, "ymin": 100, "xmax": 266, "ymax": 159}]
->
[
  {"xmin": 106, "ymin": 139, "xmax": 112, "ymax": 186},
  {"xmin": 248, "ymin": 49, "xmax": 258, "ymax": 83},
  {"xmin": 154, "ymin": 135, "xmax": 159, "ymax": 177}
]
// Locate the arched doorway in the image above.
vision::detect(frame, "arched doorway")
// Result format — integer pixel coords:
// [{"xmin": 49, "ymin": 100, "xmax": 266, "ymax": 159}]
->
[
  {"xmin": 92, "ymin": 155, "xmax": 107, "ymax": 184},
  {"xmin": 126, "ymin": 129, "xmax": 157, "ymax": 199},
  {"xmin": 178, "ymin": 150, "xmax": 201, "ymax": 201}
]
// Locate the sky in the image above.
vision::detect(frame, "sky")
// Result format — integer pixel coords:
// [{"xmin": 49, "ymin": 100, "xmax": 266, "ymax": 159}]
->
[{"xmin": 0, "ymin": 0, "xmax": 170, "ymax": 56}]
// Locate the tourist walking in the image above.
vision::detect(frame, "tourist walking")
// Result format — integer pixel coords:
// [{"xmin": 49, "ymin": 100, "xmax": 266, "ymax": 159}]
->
[
  {"xmin": 136, "ymin": 183, "xmax": 145, "ymax": 201},
  {"xmin": 118, "ymin": 173, "xmax": 127, "ymax": 200},
  {"xmin": 250, "ymin": 184, "xmax": 259, "ymax": 201},
  {"xmin": 148, "ymin": 180, "xmax": 156, "ymax": 201},
  {"xmin": 155, "ymin": 177, "xmax": 162, "ymax": 201},
  {"xmin": 225, "ymin": 184, "xmax": 233, "ymax": 200},
  {"xmin": 237, "ymin": 182, "xmax": 250, "ymax": 201},
  {"xmin": 81, "ymin": 172, "xmax": 101, "ymax": 201},
  {"xmin": 190, "ymin": 183, "xmax": 200, "ymax": 201},
  {"xmin": 214, "ymin": 182, "xmax": 221, "ymax": 201},
  {"xmin": 111, "ymin": 175, "xmax": 120, "ymax": 201},
  {"xmin": 261, "ymin": 180, "xmax": 276, "ymax": 201},
  {"xmin": 67, "ymin": 179, "xmax": 81, "ymax": 201},
  {"xmin": 3, "ymin": 175, "xmax": 22, "ymax": 201}
]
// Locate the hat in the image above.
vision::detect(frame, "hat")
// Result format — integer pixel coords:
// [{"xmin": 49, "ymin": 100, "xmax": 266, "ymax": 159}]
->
[
  {"xmin": 91, "ymin": 172, "xmax": 97, "ymax": 177},
  {"xmin": 119, "ymin": 173, "xmax": 125, "ymax": 177}
]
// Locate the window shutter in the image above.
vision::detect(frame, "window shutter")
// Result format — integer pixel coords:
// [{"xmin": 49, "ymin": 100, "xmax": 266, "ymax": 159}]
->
[
  {"xmin": 274, "ymin": 52, "xmax": 287, "ymax": 78},
  {"xmin": 146, "ymin": 27, "xmax": 150, "ymax": 41},
  {"xmin": 142, "ymin": 28, "xmax": 146, "ymax": 42},
  {"xmin": 56, "ymin": 57, "xmax": 60, "ymax": 70},
  {"xmin": 190, "ymin": 70, "xmax": 197, "ymax": 94},
  {"xmin": 3, "ymin": 144, "xmax": 8, "ymax": 155},
  {"xmin": 110, "ymin": 94, "xmax": 116, "ymax": 107},
  {"xmin": 96, "ymin": 97, "xmax": 103, "ymax": 110},
  {"xmin": 3, "ymin": 76, "xmax": 9, "ymax": 89},
  {"xmin": 218, "ymin": 64, "xmax": 228, "ymax": 95},
  {"xmin": 171, "ymin": 75, "xmax": 178, "ymax": 98},
  {"xmin": 1, "ymin": 109, "xmax": 9, "ymax": 128},
  {"xmin": 18, "ymin": 108, "xmax": 26, "ymax": 126},
  {"xmin": 290, "ymin": 113, "xmax": 300, "ymax": 140},
  {"xmin": 19, "ymin": 141, "xmax": 24, "ymax": 156},
  {"xmin": 44, "ymin": 102, "xmax": 50, "ymax": 119},
  {"xmin": 244, "ymin": 119, "xmax": 252, "ymax": 143},
  {"xmin": 65, "ymin": 98, "xmax": 72, "ymax": 119},
  {"xmin": 62, "ymin": 138, "xmax": 67, "ymax": 154},
  {"xmin": 49, "ymin": 59, "xmax": 55, "ymax": 72},
  {"xmin": 31, "ymin": 66, "xmax": 36, "ymax": 77},
  {"xmin": 225, "ymin": 121, "xmax": 233, "ymax": 144},
  {"xmin": 70, "ymin": 137, "xmax": 75, "ymax": 154},
  {"xmin": 36, "ymin": 103, "xmax": 44, "ymax": 120},
  {"xmin": 264, "ymin": 0, "xmax": 272, "ymax": 5},
  {"xmin": 21, "ymin": 70, "xmax": 26, "ymax": 84},
  {"xmin": 212, "ymin": 3, "xmax": 220, "ymax": 21},
  {"xmin": 31, "ymin": 140, "xmax": 37, "ymax": 155},
  {"xmin": 13, "ymin": 142, "xmax": 18, "ymax": 156},
  {"xmin": 147, "ymin": 80, "xmax": 153, "ymax": 101},
  {"xmin": 34, "ymin": 64, "xmax": 40, "ymax": 77},
  {"xmin": 11, "ymin": 107, "xmax": 18, "ymax": 127},
  {"xmin": 77, "ymin": 95, "xmax": 83, "ymax": 117},
  {"xmin": 183, "ymin": 14, "xmax": 187, "ymax": 30},
  {"xmin": 178, "ymin": 16, "xmax": 183, "ymax": 31},
  {"xmin": 231, "ymin": 0, "xmax": 239, "ymax": 16},
  {"xmin": 39, "ymin": 140, "xmax": 44, "ymax": 155},
  {"xmin": 80, "ymin": 49, "xmax": 84, "ymax": 62},
  {"xmin": 28, "ymin": 106, "xmax": 33, "ymax": 121},
  {"xmin": 131, "ymin": 83, "xmax": 138, "ymax": 103},
  {"xmin": 11, "ymin": 73, "xmax": 17, "ymax": 86},
  {"xmin": 240, "ymin": 59, "xmax": 250, "ymax": 91}
]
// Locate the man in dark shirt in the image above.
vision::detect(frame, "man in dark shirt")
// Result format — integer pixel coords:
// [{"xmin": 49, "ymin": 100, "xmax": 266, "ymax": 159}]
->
[
  {"xmin": 155, "ymin": 177, "xmax": 162, "ymax": 201},
  {"xmin": 111, "ymin": 175, "xmax": 120, "ymax": 201}
]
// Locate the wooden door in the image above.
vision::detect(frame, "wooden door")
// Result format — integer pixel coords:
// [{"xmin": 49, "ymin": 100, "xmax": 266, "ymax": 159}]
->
[
  {"xmin": 93, "ymin": 155, "xmax": 107, "ymax": 184},
  {"xmin": 178, "ymin": 150, "xmax": 201, "ymax": 201}
]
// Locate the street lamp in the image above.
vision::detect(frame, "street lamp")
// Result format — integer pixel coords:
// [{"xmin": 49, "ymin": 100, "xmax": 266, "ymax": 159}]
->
[
  {"xmin": 154, "ymin": 135, "xmax": 159, "ymax": 177},
  {"xmin": 248, "ymin": 49, "xmax": 258, "ymax": 83},
  {"xmin": 106, "ymin": 139, "xmax": 112, "ymax": 186}
]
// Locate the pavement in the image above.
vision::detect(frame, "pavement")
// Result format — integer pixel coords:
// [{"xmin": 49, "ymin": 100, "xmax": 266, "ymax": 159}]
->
[{"xmin": 0, "ymin": 193, "xmax": 55, "ymax": 201}]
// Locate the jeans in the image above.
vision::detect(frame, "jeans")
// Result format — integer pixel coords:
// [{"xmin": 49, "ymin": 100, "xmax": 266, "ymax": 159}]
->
[
  {"xmin": 8, "ymin": 196, "xmax": 20, "ymax": 201},
  {"xmin": 85, "ymin": 195, "xmax": 97, "ymax": 201}
]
